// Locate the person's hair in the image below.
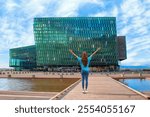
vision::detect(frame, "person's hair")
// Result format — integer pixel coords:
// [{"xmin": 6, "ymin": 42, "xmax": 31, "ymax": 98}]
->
[{"xmin": 82, "ymin": 51, "xmax": 88, "ymax": 66}]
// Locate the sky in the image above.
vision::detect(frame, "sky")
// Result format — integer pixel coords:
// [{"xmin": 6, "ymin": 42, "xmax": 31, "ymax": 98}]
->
[{"xmin": 0, "ymin": 0, "xmax": 150, "ymax": 68}]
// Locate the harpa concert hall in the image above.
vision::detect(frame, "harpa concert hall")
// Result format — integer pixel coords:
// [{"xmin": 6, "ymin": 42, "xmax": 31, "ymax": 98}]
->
[{"xmin": 9, "ymin": 17, "xmax": 126, "ymax": 71}]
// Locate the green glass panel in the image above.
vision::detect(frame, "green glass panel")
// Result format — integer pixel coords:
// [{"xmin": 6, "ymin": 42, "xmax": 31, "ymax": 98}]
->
[
  {"xmin": 33, "ymin": 17, "xmax": 118, "ymax": 67},
  {"xmin": 9, "ymin": 45, "xmax": 36, "ymax": 70}
]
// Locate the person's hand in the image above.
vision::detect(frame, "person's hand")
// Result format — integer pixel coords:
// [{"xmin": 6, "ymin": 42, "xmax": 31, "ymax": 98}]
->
[
  {"xmin": 69, "ymin": 49, "xmax": 73, "ymax": 53},
  {"xmin": 97, "ymin": 47, "xmax": 101, "ymax": 51}
]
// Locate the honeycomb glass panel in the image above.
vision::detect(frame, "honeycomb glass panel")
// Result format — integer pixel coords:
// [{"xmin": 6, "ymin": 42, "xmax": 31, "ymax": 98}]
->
[{"xmin": 33, "ymin": 17, "xmax": 118, "ymax": 68}]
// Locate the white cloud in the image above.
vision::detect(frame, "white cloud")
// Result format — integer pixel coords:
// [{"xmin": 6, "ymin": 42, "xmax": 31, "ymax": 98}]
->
[
  {"xmin": 127, "ymin": 37, "xmax": 150, "ymax": 50},
  {"xmin": 143, "ymin": 11, "xmax": 150, "ymax": 19},
  {"xmin": 111, "ymin": 6, "xmax": 118, "ymax": 17},
  {"xmin": 90, "ymin": 5, "xmax": 118, "ymax": 17},
  {"xmin": 0, "ymin": 16, "xmax": 34, "ymax": 51},
  {"xmin": 121, "ymin": 0, "xmax": 145, "ymax": 19},
  {"xmin": 143, "ymin": 0, "xmax": 150, "ymax": 4},
  {"xmin": 118, "ymin": 26, "xmax": 131, "ymax": 36},
  {"xmin": 121, "ymin": 35, "xmax": 150, "ymax": 66},
  {"xmin": 55, "ymin": 0, "xmax": 79, "ymax": 17},
  {"xmin": 0, "ymin": 0, "xmax": 53, "ymax": 51},
  {"xmin": 116, "ymin": 0, "xmax": 150, "ymax": 66},
  {"xmin": 122, "ymin": 58, "xmax": 150, "ymax": 66},
  {"xmin": 5, "ymin": 0, "xmax": 19, "ymax": 12},
  {"xmin": 20, "ymin": 0, "xmax": 52, "ymax": 18},
  {"xmin": 121, "ymin": 47, "xmax": 150, "ymax": 66},
  {"xmin": 55, "ymin": 0, "xmax": 103, "ymax": 17}
]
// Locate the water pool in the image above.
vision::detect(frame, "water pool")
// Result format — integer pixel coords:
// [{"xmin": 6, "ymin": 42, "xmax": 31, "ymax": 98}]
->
[
  {"xmin": 119, "ymin": 78, "xmax": 150, "ymax": 92},
  {"xmin": 0, "ymin": 78, "xmax": 79, "ymax": 92}
]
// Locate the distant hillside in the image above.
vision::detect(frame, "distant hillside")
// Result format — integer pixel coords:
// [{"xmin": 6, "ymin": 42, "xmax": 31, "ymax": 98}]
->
[{"xmin": 120, "ymin": 66, "xmax": 150, "ymax": 69}]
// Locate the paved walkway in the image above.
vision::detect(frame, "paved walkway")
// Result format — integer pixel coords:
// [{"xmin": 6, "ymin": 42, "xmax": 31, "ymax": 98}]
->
[{"xmin": 62, "ymin": 76, "xmax": 147, "ymax": 100}]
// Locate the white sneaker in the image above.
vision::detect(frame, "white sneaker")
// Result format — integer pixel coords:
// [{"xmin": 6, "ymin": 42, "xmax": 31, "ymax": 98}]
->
[
  {"xmin": 85, "ymin": 90, "xmax": 88, "ymax": 93},
  {"xmin": 82, "ymin": 90, "xmax": 85, "ymax": 93}
]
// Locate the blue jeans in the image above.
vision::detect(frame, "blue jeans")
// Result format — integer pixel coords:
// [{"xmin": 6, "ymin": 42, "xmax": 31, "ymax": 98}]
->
[{"xmin": 81, "ymin": 71, "xmax": 89, "ymax": 90}]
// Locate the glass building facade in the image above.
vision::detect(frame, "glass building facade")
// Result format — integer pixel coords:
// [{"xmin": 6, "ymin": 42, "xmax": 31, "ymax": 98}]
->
[
  {"xmin": 10, "ymin": 17, "xmax": 126, "ymax": 71},
  {"xmin": 9, "ymin": 45, "xmax": 36, "ymax": 71},
  {"xmin": 117, "ymin": 36, "xmax": 127, "ymax": 61},
  {"xmin": 34, "ymin": 17, "xmax": 119, "ymax": 71}
]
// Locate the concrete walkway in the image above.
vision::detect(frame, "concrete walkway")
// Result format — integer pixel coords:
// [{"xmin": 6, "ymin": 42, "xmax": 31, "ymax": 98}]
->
[
  {"xmin": 0, "ymin": 90, "xmax": 57, "ymax": 100},
  {"xmin": 62, "ymin": 76, "xmax": 147, "ymax": 100}
]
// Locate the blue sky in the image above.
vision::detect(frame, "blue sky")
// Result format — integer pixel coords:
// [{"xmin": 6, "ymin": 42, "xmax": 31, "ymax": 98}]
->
[{"xmin": 0, "ymin": 0, "xmax": 150, "ymax": 68}]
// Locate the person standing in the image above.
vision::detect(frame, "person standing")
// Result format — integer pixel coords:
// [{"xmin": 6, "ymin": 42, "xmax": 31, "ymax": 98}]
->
[{"xmin": 69, "ymin": 48, "xmax": 100, "ymax": 93}]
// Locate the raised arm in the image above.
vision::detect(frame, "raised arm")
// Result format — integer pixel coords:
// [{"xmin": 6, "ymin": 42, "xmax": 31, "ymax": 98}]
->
[
  {"xmin": 69, "ymin": 49, "xmax": 79, "ymax": 58},
  {"xmin": 90, "ymin": 47, "xmax": 101, "ymax": 57}
]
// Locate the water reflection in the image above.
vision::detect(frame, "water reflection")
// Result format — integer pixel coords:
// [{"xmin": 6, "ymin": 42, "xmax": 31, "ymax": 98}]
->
[
  {"xmin": 0, "ymin": 78, "xmax": 32, "ymax": 91},
  {"xmin": 0, "ymin": 78, "xmax": 78, "ymax": 92},
  {"xmin": 119, "ymin": 78, "xmax": 150, "ymax": 92}
]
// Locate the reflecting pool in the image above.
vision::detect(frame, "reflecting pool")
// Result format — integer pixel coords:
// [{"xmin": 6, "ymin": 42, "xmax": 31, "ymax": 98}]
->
[
  {"xmin": 0, "ymin": 78, "xmax": 79, "ymax": 92},
  {"xmin": 119, "ymin": 78, "xmax": 150, "ymax": 92}
]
